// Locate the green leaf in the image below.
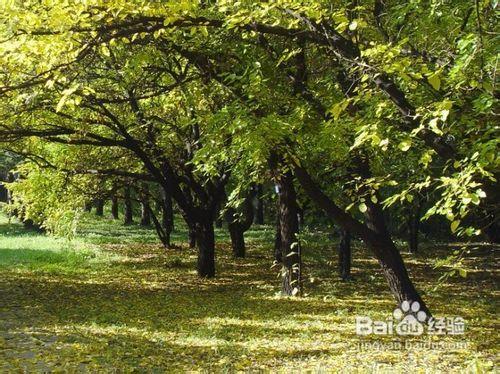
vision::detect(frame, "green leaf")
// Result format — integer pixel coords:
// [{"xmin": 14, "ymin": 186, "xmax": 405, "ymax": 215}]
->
[
  {"xmin": 451, "ymin": 220, "xmax": 460, "ymax": 233},
  {"xmin": 398, "ymin": 140, "xmax": 411, "ymax": 152},
  {"xmin": 428, "ymin": 73, "xmax": 441, "ymax": 90},
  {"xmin": 358, "ymin": 203, "xmax": 367, "ymax": 213},
  {"xmin": 429, "ymin": 118, "xmax": 443, "ymax": 135}
]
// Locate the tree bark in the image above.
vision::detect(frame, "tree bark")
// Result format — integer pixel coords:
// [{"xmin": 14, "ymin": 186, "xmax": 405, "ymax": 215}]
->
[
  {"xmin": 161, "ymin": 191, "xmax": 174, "ymax": 247},
  {"xmin": 228, "ymin": 219, "xmax": 245, "ymax": 258},
  {"xmin": 226, "ymin": 193, "xmax": 254, "ymax": 258},
  {"xmin": 484, "ymin": 217, "xmax": 500, "ymax": 243},
  {"xmin": 408, "ymin": 210, "xmax": 420, "ymax": 254},
  {"xmin": 368, "ymin": 235, "xmax": 428, "ymax": 311},
  {"xmin": 140, "ymin": 184, "xmax": 151, "ymax": 226},
  {"xmin": 185, "ymin": 217, "xmax": 196, "ymax": 248},
  {"xmin": 297, "ymin": 205, "xmax": 305, "ymax": 227},
  {"xmin": 95, "ymin": 199, "xmax": 104, "ymax": 217},
  {"xmin": 111, "ymin": 195, "xmax": 119, "ymax": 219},
  {"xmin": 215, "ymin": 200, "xmax": 223, "ymax": 228},
  {"xmin": 148, "ymin": 203, "xmax": 171, "ymax": 248},
  {"xmin": 338, "ymin": 229, "xmax": 352, "ymax": 280},
  {"xmin": 254, "ymin": 184, "xmax": 264, "ymax": 224},
  {"xmin": 123, "ymin": 186, "xmax": 133, "ymax": 225},
  {"xmin": 276, "ymin": 171, "xmax": 300, "ymax": 296},
  {"xmin": 195, "ymin": 219, "xmax": 216, "ymax": 277},
  {"xmin": 84, "ymin": 202, "xmax": 92, "ymax": 212},
  {"xmin": 6, "ymin": 173, "xmax": 15, "ymax": 220},
  {"xmin": 0, "ymin": 183, "xmax": 7, "ymax": 203},
  {"xmin": 273, "ymin": 206, "xmax": 282, "ymax": 263},
  {"xmin": 482, "ymin": 179, "xmax": 500, "ymax": 243}
]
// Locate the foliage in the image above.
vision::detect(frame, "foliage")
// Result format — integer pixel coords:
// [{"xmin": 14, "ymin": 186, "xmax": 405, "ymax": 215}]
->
[
  {"xmin": 5, "ymin": 162, "xmax": 88, "ymax": 236},
  {"xmin": 0, "ymin": 0, "xmax": 497, "ymax": 237}
]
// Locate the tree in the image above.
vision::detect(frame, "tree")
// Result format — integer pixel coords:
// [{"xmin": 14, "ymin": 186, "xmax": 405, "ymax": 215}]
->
[
  {"xmin": 139, "ymin": 183, "xmax": 151, "ymax": 226},
  {"xmin": 225, "ymin": 188, "xmax": 255, "ymax": 258},
  {"xmin": 111, "ymin": 194, "xmax": 119, "ymax": 219},
  {"xmin": 95, "ymin": 199, "xmax": 104, "ymax": 217},
  {"xmin": 338, "ymin": 229, "xmax": 352, "ymax": 281},
  {"xmin": 0, "ymin": 1, "xmax": 497, "ymax": 307},
  {"xmin": 123, "ymin": 185, "xmax": 134, "ymax": 225},
  {"xmin": 253, "ymin": 184, "xmax": 265, "ymax": 225}
]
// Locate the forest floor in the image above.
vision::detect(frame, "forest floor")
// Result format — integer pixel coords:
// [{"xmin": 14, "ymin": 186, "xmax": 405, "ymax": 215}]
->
[{"xmin": 0, "ymin": 212, "xmax": 498, "ymax": 372}]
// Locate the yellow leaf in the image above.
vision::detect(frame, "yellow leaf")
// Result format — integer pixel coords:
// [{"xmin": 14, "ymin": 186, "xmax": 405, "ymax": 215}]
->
[
  {"xmin": 101, "ymin": 44, "xmax": 110, "ymax": 57},
  {"xmin": 428, "ymin": 73, "xmax": 441, "ymax": 91}
]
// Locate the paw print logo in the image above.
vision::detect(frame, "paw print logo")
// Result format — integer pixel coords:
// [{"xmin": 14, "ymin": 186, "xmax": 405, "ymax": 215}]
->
[{"xmin": 393, "ymin": 300, "xmax": 427, "ymax": 336}]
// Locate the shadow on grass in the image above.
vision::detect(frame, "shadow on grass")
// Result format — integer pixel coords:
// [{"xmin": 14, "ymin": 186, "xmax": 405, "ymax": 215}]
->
[
  {"xmin": 0, "ymin": 221, "xmax": 42, "ymax": 238},
  {"xmin": 0, "ymin": 212, "xmax": 498, "ymax": 371}
]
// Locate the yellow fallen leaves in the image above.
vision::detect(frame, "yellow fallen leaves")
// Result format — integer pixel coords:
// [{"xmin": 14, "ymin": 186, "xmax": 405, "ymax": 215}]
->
[{"xmin": 0, "ymin": 214, "xmax": 497, "ymax": 372}]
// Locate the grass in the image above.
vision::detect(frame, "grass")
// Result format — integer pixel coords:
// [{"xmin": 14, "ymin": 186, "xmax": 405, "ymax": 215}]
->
[{"xmin": 0, "ymin": 211, "xmax": 498, "ymax": 372}]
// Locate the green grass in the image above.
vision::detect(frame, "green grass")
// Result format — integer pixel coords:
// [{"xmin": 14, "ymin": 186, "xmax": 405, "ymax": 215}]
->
[
  {"xmin": 0, "ymin": 212, "xmax": 497, "ymax": 372},
  {"xmin": 0, "ymin": 214, "xmax": 122, "ymax": 274}
]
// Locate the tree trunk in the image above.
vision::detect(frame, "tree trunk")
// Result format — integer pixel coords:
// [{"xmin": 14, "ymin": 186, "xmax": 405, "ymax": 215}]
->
[
  {"xmin": 368, "ymin": 235, "xmax": 429, "ymax": 312},
  {"xmin": 482, "ymin": 179, "xmax": 500, "ymax": 243},
  {"xmin": 186, "ymin": 219, "xmax": 196, "ymax": 248},
  {"xmin": 140, "ymin": 203, "xmax": 151, "ymax": 226},
  {"xmin": 148, "ymin": 203, "xmax": 171, "ymax": 248},
  {"xmin": 484, "ymin": 218, "xmax": 500, "ymax": 243},
  {"xmin": 195, "ymin": 219, "xmax": 216, "ymax": 278},
  {"xmin": 226, "ymin": 193, "xmax": 254, "ymax": 258},
  {"xmin": 274, "ymin": 209, "xmax": 282, "ymax": 263},
  {"xmin": 228, "ymin": 221, "xmax": 245, "ymax": 258},
  {"xmin": 215, "ymin": 200, "xmax": 223, "ymax": 228},
  {"xmin": 140, "ymin": 184, "xmax": 151, "ymax": 226},
  {"xmin": 0, "ymin": 183, "xmax": 7, "ymax": 203},
  {"xmin": 215, "ymin": 217, "xmax": 223, "ymax": 228},
  {"xmin": 161, "ymin": 192, "xmax": 174, "ymax": 247},
  {"xmin": 254, "ymin": 184, "xmax": 264, "ymax": 224},
  {"xmin": 364, "ymin": 197, "xmax": 430, "ymax": 315},
  {"xmin": 95, "ymin": 199, "xmax": 104, "ymax": 217},
  {"xmin": 84, "ymin": 202, "xmax": 92, "ymax": 212},
  {"xmin": 298, "ymin": 206, "xmax": 305, "ymax": 227},
  {"xmin": 6, "ymin": 173, "xmax": 15, "ymax": 221},
  {"xmin": 123, "ymin": 186, "xmax": 133, "ymax": 225},
  {"xmin": 338, "ymin": 229, "xmax": 352, "ymax": 280},
  {"xmin": 408, "ymin": 209, "xmax": 419, "ymax": 253},
  {"xmin": 294, "ymin": 165, "xmax": 430, "ymax": 316},
  {"xmin": 277, "ymin": 171, "xmax": 300, "ymax": 296},
  {"xmin": 111, "ymin": 195, "xmax": 119, "ymax": 219}
]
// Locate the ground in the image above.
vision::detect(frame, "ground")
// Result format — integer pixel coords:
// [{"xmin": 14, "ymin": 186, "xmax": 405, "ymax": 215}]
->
[{"xmin": 0, "ymin": 212, "xmax": 497, "ymax": 372}]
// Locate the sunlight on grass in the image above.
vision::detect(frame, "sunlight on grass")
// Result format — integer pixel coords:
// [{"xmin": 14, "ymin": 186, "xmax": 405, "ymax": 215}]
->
[
  {"xmin": 0, "ymin": 214, "xmax": 122, "ymax": 273},
  {"xmin": 0, "ymin": 212, "xmax": 497, "ymax": 372}
]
